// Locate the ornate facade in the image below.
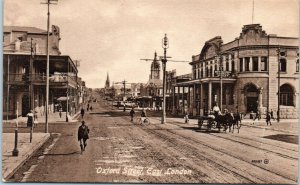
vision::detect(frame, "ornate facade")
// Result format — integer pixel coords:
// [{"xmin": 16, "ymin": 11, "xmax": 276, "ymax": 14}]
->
[{"xmin": 175, "ymin": 24, "xmax": 298, "ymax": 118}]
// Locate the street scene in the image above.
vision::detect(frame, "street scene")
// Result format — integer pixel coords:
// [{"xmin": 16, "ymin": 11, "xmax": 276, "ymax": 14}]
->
[{"xmin": 2, "ymin": 0, "xmax": 299, "ymax": 184}]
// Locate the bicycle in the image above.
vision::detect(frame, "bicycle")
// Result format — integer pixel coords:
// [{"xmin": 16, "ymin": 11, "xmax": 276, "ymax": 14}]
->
[{"xmin": 134, "ymin": 117, "xmax": 150, "ymax": 125}]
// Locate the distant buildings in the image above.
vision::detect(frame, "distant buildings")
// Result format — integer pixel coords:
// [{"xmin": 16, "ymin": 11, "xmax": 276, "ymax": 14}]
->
[{"xmin": 3, "ymin": 25, "xmax": 89, "ymax": 119}]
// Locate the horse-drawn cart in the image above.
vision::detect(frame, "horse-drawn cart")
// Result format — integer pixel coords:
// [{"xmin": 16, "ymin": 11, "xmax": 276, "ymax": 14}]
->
[
  {"xmin": 197, "ymin": 112, "xmax": 242, "ymax": 133},
  {"xmin": 198, "ymin": 115, "xmax": 220, "ymax": 131}
]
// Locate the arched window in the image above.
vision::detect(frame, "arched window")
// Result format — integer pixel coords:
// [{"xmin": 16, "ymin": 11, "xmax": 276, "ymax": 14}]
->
[
  {"xmin": 280, "ymin": 84, "xmax": 294, "ymax": 106},
  {"xmin": 280, "ymin": 59, "xmax": 287, "ymax": 72},
  {"xmin": 296, "ymin": 59, "xmax": 299, "ymax": 72}
]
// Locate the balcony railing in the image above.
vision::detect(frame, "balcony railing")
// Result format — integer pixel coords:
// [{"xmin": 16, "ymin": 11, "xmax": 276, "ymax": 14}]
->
[{"xmin": 7, "ymin": 73, "xmax": 77, "ymax": 85}]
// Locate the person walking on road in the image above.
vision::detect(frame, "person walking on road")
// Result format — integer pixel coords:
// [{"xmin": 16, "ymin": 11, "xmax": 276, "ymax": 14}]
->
[
  {"xmin": 129, "ymin": 108, "xmax": 135, "ymax": 121},
  {"xmin": 78, "ymin": 121, "xmax": 90, "ymax": 154},
  {"xmin": 80, "ymin": 107, "xmax": 85, "ymax": 118},
  {"xmin": 266, "ymin": 111, "xmax": 272, "ymax": 126},
  {"xmin": 270, "ymin": 109, "xmax": 275, "ymax": 121}
]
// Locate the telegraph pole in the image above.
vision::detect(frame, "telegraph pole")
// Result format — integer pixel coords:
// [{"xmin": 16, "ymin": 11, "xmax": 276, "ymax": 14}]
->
[
  {"xmin": 41, "ymin": 0, "xmax": 57, "ymax": 133},
  {"xmin": 161, "ymin": 34, "xmax": 169, "ymax": 124}
]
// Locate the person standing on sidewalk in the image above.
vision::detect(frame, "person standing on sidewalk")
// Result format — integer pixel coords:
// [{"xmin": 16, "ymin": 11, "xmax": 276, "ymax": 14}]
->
[
  {"xmin": 27, "ymin": 110, "xmax": 34, "ymax": 127},
  {"xmin": 78, "ymin": 121, "xmax": 89, "ymax": 154},
  {"xmin": 59, "ymin": 107, "xmax": 62, "ymax": 118},
  {"xmin": 129, "ymin": 108, "xmax": 135, "ymax": 122},
  {"xmin": 80, "ymin": 107, "xmax": 85, "ymax": 118},
  {"xmin": 266, "ymin": 111, "xmax": 272, "ymax": 126}
]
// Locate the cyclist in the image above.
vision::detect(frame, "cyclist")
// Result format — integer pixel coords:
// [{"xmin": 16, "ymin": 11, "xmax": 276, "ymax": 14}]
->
[{"xmin": 141, "ymin": 109, "xmax": 147, "ymax": 123}]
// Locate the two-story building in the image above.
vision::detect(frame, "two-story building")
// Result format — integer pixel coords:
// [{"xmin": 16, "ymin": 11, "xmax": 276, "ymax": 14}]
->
[
  {"xmin": 3, "ymin": 26, "xmax": 80, "ymax": 119},
  {"xmin": 175, "ymin": 24, "xmax": 298, "ymax": 118}
]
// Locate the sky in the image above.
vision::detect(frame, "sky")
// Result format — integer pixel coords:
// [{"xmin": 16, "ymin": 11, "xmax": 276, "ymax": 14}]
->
[{"xmin": 3, "ymin": 0, "xmax": 299, "ymax": 88}]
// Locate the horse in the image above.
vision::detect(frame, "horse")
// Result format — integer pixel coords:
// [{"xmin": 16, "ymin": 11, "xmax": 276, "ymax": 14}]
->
[
  {"xmin": 215, "ymin": 111, "xmax": 242, "ymax": 133},
  {"xmin": 227, "ymin": 112, "xmax": 242, "ymax": 133}
]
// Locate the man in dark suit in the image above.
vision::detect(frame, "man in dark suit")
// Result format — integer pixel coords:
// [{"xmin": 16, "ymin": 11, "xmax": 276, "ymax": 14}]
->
[{"xmin": 78, "ymin": 121, "xmax": 89, "ymax": 154}]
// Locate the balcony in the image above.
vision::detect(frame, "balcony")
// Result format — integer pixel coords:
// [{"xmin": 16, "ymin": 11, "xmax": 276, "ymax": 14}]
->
[{"xmin": 7, "ymin": 73, "xmax": 77, "ymax": 87}]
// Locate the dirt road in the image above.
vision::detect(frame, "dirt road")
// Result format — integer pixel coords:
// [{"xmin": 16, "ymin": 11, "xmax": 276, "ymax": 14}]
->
[{"xmin": 19, "ymin": 100, "xmax": 298, "ymax": 184}]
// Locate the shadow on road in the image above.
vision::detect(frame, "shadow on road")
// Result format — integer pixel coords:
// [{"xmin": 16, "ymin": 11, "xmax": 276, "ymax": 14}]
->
[{"xmin": 44, "ymin": 151, "xmax": 80, "ymax": 156}]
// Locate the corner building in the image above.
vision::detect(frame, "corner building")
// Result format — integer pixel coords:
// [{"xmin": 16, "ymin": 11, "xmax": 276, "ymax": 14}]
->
[{"xmin": 176, "ymin": 24, "xmax": 299, "ymax": 118}]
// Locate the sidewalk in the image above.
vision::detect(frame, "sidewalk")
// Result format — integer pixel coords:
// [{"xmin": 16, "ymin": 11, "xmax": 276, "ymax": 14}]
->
[
  {"xmin": 3, "ymin": 111, "xmax": 80, "ymax": 125},
  {"xmin": 149, "ymin": 116, "xmax": 298, "ymax": 134},
  {"xmin": 2, "ymin": 133, "xmax": 50, "ymax": 181}
]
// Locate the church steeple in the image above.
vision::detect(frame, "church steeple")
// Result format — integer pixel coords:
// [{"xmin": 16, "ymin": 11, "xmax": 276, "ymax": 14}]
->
[
  {"xmin": 150, "ymin": 51, "xmax": 160, "ymax": 80},
  {"xmin": 105, "ymin": 72, "xmax": 110, "ymax": 88}
]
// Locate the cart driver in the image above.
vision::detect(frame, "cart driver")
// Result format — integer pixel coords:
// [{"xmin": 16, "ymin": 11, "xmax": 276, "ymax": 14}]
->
[{"xmin": 212, "ymin": 103, "xmax": 221, "ymax": 116}]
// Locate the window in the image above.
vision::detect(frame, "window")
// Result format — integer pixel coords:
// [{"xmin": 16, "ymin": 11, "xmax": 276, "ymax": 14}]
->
[
  {"xmin": 261, "ymin": 57, "xmax": 268, "ymax": 71},
  {"xmin": 280, "ymin": 59, "xmax": 287, "ymax": 72},
  {"xmin": 239, "ymin": 58, "xmax": 243, "ymax": 72},
  {"xmin": 231, "ymin": 60, "xmax": 235, "ymax": 72},
  {"xmin": 280, "ymin": 84, "xmax": 294, "ymax": 106},
  {"xmin": 252, "ymin": 57, "xmax": 258, "ymax": 71},
  {"xmin": 201, "ymin": 69, "xmax": 203, "ymax": 78},
  {"xmin": 198, "ymin": 68, "xmax": 200, "ymax": 79},
  {"xmin": 245, "ymin": 57, "xmax": 250, "ymax": 71},
  {"xmin": 296, "ymin": 59, "xmax": 299, "ymax": 72},
  {"xmin": 206, "ymin": 67, "xmax": 209, "ymax": 77},
  {"xmin": 225, "ymin": 59, "xmax": 229, "ymax": 71},
  {"xmin": 210, "ymin": 66, "xmax": 213, "ymax": 77}
]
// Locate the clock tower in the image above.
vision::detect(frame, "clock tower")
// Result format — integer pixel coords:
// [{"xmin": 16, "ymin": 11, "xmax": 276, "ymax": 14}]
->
[{"xmin": 149, "ymin": 51, "xmax": 160, "ymax": 80}]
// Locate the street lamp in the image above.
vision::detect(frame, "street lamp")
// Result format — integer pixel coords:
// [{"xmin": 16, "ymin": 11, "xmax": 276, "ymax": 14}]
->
[{"xmin": 161, "ymin": 33, "xmax": 169, "ymax": 124}]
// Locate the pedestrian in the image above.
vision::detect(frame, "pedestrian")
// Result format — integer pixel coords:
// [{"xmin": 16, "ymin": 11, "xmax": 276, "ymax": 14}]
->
[
  {"xmin": 87, "ymin": 103, "xmax": 90, "ymax": 111},
  {"xmin": 129, "ymin": 108, "xmax": 135, "ymax": 122},
  {"xmin": 78, "ymin": 121, "xmax": 89, "ymax": 154},
  {"xmin": 27, "ymin": 110, "xmax": 34, "ymax": 127},
  {"xmin": 184, "ymin": 113, "xmax": 189, "ymax": 123},
  {"xmin": 266, "ymin": 111, "xmax": 272, "ymax": 126},
  {"xmin": 59, "ymin": 108, "xmax": 62, "ymax": 118},
  {"xmin": 270, "ymin": 109, "xmax": 275, "ymax": 121},
  {"xmin": 81, "ymin": 107, "xmax": 85, "ymax": 118},
  {"xmin": 253, "ymin": 110, "xmax": 260, "ymax": 121}
]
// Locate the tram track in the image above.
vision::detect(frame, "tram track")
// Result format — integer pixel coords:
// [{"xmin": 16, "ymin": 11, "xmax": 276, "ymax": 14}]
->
[
  {"xmin": 166, "ymin": 119, "xmax": 298, "ymax": 158},
  {"xmin": 145, "ymin": 123, "xmax": 296, "ymax": 183},
  {"xmin": 102, "ymin": 107, "xmax": 297, "ymax": 183}
]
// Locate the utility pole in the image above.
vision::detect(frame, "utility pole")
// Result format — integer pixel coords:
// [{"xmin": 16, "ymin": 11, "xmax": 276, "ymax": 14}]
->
[
  {"xmin": 41, "ymin": 0, "xmax": 58, "ymax": 133},
  {"xmin": 161, "ymin": 34, "xmax": 169, "ymax": 124}
]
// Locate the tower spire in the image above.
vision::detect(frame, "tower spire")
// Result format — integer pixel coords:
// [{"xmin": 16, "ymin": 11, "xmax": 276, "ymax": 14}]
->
[{"xmin": 105, "ymin": 72, "xmax": 110, "ymax": 88}]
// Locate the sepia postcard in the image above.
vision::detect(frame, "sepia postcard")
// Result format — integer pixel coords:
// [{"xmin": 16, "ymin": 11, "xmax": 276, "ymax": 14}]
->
[{"xmin": 2, "ymin": 0, "xmax": 299, "ymax": 184}]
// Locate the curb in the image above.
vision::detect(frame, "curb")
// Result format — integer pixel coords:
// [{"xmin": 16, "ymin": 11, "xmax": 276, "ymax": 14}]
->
[{"xmin": 3, "ymin": 133, "xmax": 51, "ymax": 181}]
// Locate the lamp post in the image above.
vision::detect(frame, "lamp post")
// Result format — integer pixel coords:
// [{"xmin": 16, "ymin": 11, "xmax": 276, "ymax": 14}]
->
[{"xmin": 161, "ymin": 33, "xmax": 169, "ymax": 124}]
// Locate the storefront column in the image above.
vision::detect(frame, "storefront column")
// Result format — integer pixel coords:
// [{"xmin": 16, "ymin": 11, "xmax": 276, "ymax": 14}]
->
[
  {"xmin": 208, "ymin": 81, "xmax": 212, "ymax": 111},
  {"xmin": 249, "ymin": 57, "xmax": 253, "ymax": 71},
  {"xmin": 177, "ymin": 86, "xmax": 180, "ymax": 114},
  {"xmin": 187, "ymin": 86, "xmax": 191, "ymax": 114},
  {"xmin": 182, "ymin": 86, "xmax": 185, "ymax": 114},
  {"xmin": 172, "ymin": 86, "xmax": 175, "ymax": 114},
  {"xmin": 193, "ymin": 84, "xmax": 196, "ymax": 116},
  {"xmin": 258, "ymin": 56, "xmax": 261, "ymax": 71},
  {"xmin": 200, "ymin": 83, "xmax": 203, "ymax": 115},
  {"xmin": 240, "ymin": 89, "xmax": 245, "ymax": 113},
  {"xmin": 258, "ymin": 87, "xmax": 263, "ymax": 108}
]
